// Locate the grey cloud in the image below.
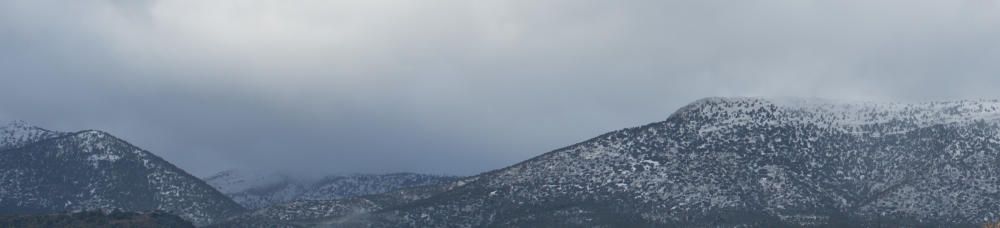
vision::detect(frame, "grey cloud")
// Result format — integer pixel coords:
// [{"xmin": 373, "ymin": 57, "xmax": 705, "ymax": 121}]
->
[{"xmin": 2, "ymin": 0, "xmax": 1000, "ymax": 176}]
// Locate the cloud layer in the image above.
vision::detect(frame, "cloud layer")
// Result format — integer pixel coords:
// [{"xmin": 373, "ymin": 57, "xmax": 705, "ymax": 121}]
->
[{"xmin": 2, "ymin": 0, "xmax": 1000, "ymax": 176}]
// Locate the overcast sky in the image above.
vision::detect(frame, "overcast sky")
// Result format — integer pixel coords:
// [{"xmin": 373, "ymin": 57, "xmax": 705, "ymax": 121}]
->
[{"xmin": 2, "ymin": 0, "xmax": 1000, "ymax": 177}]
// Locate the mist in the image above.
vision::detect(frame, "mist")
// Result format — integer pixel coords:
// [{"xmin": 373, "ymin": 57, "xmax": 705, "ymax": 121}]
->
[{"xmin": 2, "ymin": 0, "xmax": 1000, "ymax": 176}]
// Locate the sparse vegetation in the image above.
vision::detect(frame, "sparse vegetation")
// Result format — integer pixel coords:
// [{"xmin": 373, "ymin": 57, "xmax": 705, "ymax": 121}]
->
[{"xmin": 0, "ymin": 210, "xmax": 194, "ymax": 228}]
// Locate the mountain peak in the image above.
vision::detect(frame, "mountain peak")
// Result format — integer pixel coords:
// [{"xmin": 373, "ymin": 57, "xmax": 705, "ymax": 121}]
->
[{"xmin": 0, "ymin": 120, "xmax": 66, "ymax": 151}]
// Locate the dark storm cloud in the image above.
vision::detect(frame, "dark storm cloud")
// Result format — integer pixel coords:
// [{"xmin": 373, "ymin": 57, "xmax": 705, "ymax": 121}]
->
[{"xmin": 2, "ymin": 0, "xmax": 1000, "ymax": 176}]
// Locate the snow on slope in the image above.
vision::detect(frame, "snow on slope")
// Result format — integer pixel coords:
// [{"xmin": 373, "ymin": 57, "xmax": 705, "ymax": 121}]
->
[
  {"xmin": 325, "ymin": 97, "xmax": 1000, "ymax": 227},
  {"xmin": 0, "ymin": 122, "xmax": 245, "ymax": 226},
  {"xmin": 690, "ymin": 97, "xmax": 1000, "ymax": 135},
  {"xmin": 0, "ymin": 121, "xmax": 67, "ymax": 151}
]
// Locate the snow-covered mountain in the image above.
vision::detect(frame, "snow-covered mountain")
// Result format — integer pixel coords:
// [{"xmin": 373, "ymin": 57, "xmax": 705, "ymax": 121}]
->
[
  {"xmin": 0, "ymin": 122, "xmax": 245, "ymax": 226},
  {"xmin": 219, "ymin": 97, "xmax": 1000, "ymax": 227},
  {"xmin": 203, "ymin": 169, "xmax": 456, "ymax": 210},
  {"xmin": 0, "ymin": 121, "xmax": 67, "ymax": 151}
]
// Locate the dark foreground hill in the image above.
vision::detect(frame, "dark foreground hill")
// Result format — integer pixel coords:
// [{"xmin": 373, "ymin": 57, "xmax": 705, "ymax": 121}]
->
[{"xmin": 0, "ymin": 210, "xmax": 193, "ymax": 228}]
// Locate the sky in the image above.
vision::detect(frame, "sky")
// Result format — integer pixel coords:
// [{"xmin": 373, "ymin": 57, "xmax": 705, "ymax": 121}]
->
[{"xmin": 2, "ymin": 0, "xmax": 1000, "ymax": 177}]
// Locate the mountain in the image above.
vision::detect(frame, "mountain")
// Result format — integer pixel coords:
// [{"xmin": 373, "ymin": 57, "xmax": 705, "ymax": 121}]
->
[
  {"xmin": 0, "ymin": 121, "xmax": 67, "ymax": 151},
  {"xmin": 202, "ymin": 170, "xmax": 307, "ymax": 210},
  {"xmin": 0, "ymin": 122, "xmax": 245, "ymax": 226},
  {"xmin": 298, "ymin": 173, "xmax": 460, "ymax": 201},
  {"xmin": 210, "ymin": 180, "xmax": 465, "ymax": 227},
  {"xmin": 203, "ymin": 169, "xmax": 457, "ymax": 210},
  {"xmin": 224, "ymin": 97, "xmax": 1000, "ymax": 227}
]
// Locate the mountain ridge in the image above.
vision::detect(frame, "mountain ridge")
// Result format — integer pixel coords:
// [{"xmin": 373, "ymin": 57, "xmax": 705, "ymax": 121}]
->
[
  {"xmin": 0, "ymin": 121, "xmax": 69, "ymax": 151},
  {"xmin": 222, "ymin": 97, "xmax": 1000, "ymax": 227},
  {"xmin": 9, "ymin": 97, "xmax": 1000, "ymax": 227}
]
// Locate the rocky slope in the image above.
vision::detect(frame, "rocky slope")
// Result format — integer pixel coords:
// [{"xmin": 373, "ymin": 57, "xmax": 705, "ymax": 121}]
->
[
  {"xmin": 0, "ymin": 122, "xmax": 245, "ymax": 226},
  {"xmin": 203, "ymin": 169, "xmax": 456, "ymax": 210},
  {"xmin": 228, "ymin": 97, "xmax": 1000, "ymax": 227}
]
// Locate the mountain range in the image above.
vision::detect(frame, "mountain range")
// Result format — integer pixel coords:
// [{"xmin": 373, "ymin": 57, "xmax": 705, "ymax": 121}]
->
[
  {"xmin": 215, "ymin": 97, "xmax": 1000, "ymax": 227},
  {"xmin": 0, "ymin": 121, "xmax": 459, "ymax": 227},
  {"xmin": 6, "ymin": 97, "xmax": 1000, "ymax": 227}
]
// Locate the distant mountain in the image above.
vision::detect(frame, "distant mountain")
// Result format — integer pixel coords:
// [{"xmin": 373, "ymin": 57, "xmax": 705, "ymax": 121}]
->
[
  {"xmin": 210, "ymin": 180, "xmax": 464, "ymax": 227},
  {"xmin": 298, "ymin": 173, "xmax": 460, "ymax": 201},
  {"xmin": 0, "ymin": 209, "xmax": 194, "ymax": 228},
  {"xmin": 222, "ymin": 98, "xmax": 1000, "ymax": 227},
  {"xmin": 203, "ymin": 169, "xmax": 457, "ymax": 210},
  {"xmin": 202, "ymin": 170, "xmax": 307, "ymax": 210},
  {"xmin": 0, "ymin": 122, "xmax": 245, "ymax": 226}
]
